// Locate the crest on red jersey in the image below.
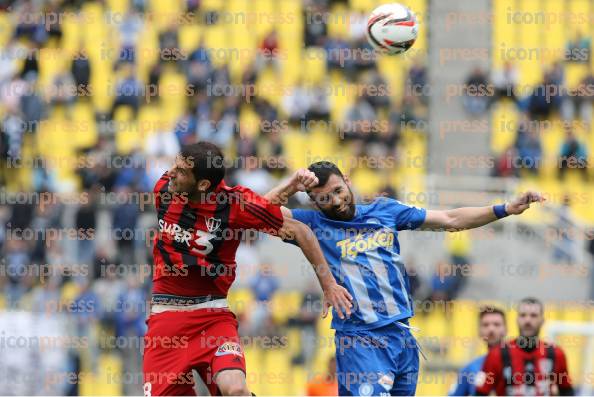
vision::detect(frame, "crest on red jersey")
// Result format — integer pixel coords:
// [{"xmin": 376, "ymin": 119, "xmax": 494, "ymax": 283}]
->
[{"xmin": 205, "ymin": 217, "xmax": 221, "ymax": 233}]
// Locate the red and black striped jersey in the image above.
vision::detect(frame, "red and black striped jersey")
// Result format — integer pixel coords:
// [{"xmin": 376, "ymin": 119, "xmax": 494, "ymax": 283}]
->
[
  {"xmin": 151, "ymin": 172, "xmax": 284, "ymax": 299},
  {"xmin": 476, "ymin": 338, "xmax": 572, "ymax": 396}
]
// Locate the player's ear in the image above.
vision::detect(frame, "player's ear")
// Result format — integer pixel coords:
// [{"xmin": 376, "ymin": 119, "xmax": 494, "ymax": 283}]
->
[
  {"xmin": 196, "ymin": 179, "xmax": 211, "ymax": 192},
  {"xmin": 343, "ymin": 175, "xmax": 352, "ymax": 186}
]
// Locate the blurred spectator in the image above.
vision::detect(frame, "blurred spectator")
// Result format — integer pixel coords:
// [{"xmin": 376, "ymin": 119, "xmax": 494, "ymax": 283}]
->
[
  {"xmin": 247, "ymin": 263, "xmax": 279, "ymax": 335},
  {"xmin": 4, "ymin": 239, "xmax": 31, "ymax": 308},
  {"xmin": 117, "ymin": 10, "xmax": 144, "ymax": 64},
  {"xmin": 514, "ymin": 116, "xmax": 542, "ymax": 175},
  {"xmin": 325, "ymin": 35, "xmax": 351, "ymax": 71},
  {"xmin": 145, "ymin": 130, "xmax": 180, "ymax": 186},
  {"xmin": 342, "ymin": 96, "xmax": 376, "ymax": 142},
  {"xmin": 115, "ymin": 275, "xmax": 146, "ymax": 395},
  {"xmin": 111, "ymin": 187, "xmax": 140, "ymax": 266},
  {"xmin": 75, "ymin": 198, "xmax": 97, "ymax": 267},
  {"xmin": 282, "ymin": 81, "xmax": 312, "ymax": 124},
  {"xmin": 307, "ymin": 84, "xmax": 331, "ymax": 121},
  {"xmin": 109, "ymin": 65, "xmax": 144, "ymax": 120},
  {"xmin": 256, "ymin": 30, "xmax": 281, "ymax": 71},
  {"xmin": 50, "ymin": 72, "xmax": 77, "ymax": 117},
  {"xmin": 565, "ymin": 30, "xmax": 591, "ymax": 63},
  {"xmin": 306, "ymin": 356, "xmax": 338, "ymax": 396},
  {"xmin": 462, "ymin": 66, "xmax": 490, "ymax": 116},
  {"xmin": 187, "ymin": 53, "xmax": 213, "ymax": 93},
  {"xmin": 363, "ymin": 67, "xmax": 391, "ymax": 111},
  {"xmin": 71, "ymin": 48, "xmax": 91, "ymax": 97},
  {"xmin": 0, "ymin": 39, "xmax": 22, "ymax": 84},
  {"xmin": 528, "ymin": 72, "xmax": 561, "ymax": 120},
  {"xmin": 492, "ymin": 145, "xmax": 518, "ymax": 178},
  {"xmin": 287, "ymin": 282, "xmax": 321, "ymax": 366},
  {"xmin": 428, "ymin": 260, "xmax": 465, "ymax": 302},
  {"xmin": 20, "ymin": 74, "xmax": 45, "ymax": 133},
  {"xmin": 561, "ymin": 72, "xmax": 594, "ymax": 131},
  {"xmin": 490, "ymin": 61, "xmax": 519, "ymax": 107},
  {"xmin": 72, "ymin": 278, "xmax": 102, "ymax": 367},
  {"xmin": 174, "ymin": 101, "xmax": 199, "ymax": 146},
  {"xmin": 158, "ymin": 22, "xmax": 181, "ymax": 65},
  {"xmin": 0, "ymin": 108, "xmax": 26, "ymax": 161},
  {"xmin": 1, "ymin": 74, "xmax": 27, "ymax": 113},
  {"xmin": 197, "ymin": 101, "xmax": 236, "ymax": 149},
  {"xmin": 147, "ymin": 62, "xmax": 162, "ymax": 102},
  {"xmin": 43, "ymin": 2, "xmax": 64, "ymax": 45},
  {"xmin": 558, "ymin": 126, "xmax": 588, "ymax": 181},
  {"xmin": 234, "ymin": 158, "xmax": 275, "ymax": 195},
  {"xmin": 30, "ymin": 276, "xmax": 61, "ymax": 314},
  {"xmin": 552, "ymin": 195, "xmax": 576, "ymax": 264},
  {"xmin": 406, "ymin": 58, "xmax": 428, "ymax": 106},
  {"xmin": 114, "ymin": 275, "xmax": 147, "ymax": 340},
  {"xmin": 303, "ymin": 1, "xmax": 328, "ymax": 47}
]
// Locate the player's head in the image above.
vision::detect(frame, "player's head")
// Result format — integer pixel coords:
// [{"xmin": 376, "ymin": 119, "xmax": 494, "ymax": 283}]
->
[
  {"xmin": 306, "ymin": 161, "xmax": 356, "ymax": 221},
  {"xmin": 517, "ymin": 297, "xmax": 545, "ymax": 338},
  {"xmin": 478, "ymin": 306, "xmax": 507, "ymax": 348},
  {"xmin": 168, "ymin": 142, "xmax": 225, "ymax": 196}
]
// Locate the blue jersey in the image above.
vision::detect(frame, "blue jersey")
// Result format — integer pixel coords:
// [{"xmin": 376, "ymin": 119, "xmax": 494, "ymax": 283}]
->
[
  {"xmin": 292, "ymin": 197, "xmax": 426, "ymax": 331},
  {"xmin": 448, "ymin": 355, "xmax": 486, "ymax": 396}
]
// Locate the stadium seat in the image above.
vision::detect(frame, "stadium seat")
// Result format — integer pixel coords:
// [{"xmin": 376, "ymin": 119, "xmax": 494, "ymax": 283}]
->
[
  {"xmin": 492, "ymin": 0, "xmax": 516, "ymax": 68},
  {"xmin": 490, "ymin": 101, "xmax": 518, "ymax": 155}
]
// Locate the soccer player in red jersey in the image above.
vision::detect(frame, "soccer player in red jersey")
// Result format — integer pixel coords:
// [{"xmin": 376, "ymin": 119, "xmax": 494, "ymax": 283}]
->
[
  {"xmin": 476, "ymin": 297, "xmax": 574, "ymax": 396},
  {"xmin": 142, "ymin": 142, "xmax": 353, "ymax": 396}
]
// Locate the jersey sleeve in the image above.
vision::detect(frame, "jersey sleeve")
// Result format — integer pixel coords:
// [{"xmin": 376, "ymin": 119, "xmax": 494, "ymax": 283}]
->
[
  {"xmin": 153, "ymin": 172, "xmax": 170, "ymax": 209},
  {"xmin": 554, "ymin": 347, "xmax": 573, "ymax": 393},
  {"xmin": 475, "ymin": 347, "xmax": 502, "ymax": 396},
  {"xmin": 383, "ymin": 198, "xmax": 427, "ymax": 230},
  {"xmin": 234, "ymin": 188, "xmax": 284, "ymax": 233},
  {"xmin": 448, "ymin": 366, "xmax": 471, "ymax": 396},
  {"xmin": 291, "ymin": 208, "xmax": 317, "ymax": 228}
]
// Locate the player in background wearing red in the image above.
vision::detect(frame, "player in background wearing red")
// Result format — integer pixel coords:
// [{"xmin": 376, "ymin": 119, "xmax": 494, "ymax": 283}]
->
[
  {"xmin": 476, "ymin": 297, "xmax": 574, "ymax": 396},
  {"xmin": 142, "ymin": 142, "xmax": 353, "ymax": 396}
]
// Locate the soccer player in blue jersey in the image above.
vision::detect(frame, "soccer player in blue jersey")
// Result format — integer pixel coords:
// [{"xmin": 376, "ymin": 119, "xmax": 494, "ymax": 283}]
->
[
  {"xmin": 448, "ymin": 306, "xmax": 507, "ymax": 396},
  {"xmin": 266, "ymin": 162, "xmax": 543, "ymax": 396}
]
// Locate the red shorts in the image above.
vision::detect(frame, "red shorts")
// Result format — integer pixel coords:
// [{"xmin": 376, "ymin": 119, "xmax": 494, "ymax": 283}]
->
[{"xmin": 142, "ymin": 308, "xmax": 246, "ymax": 396}]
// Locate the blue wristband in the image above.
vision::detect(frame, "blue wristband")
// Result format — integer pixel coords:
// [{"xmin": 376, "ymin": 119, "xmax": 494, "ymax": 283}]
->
[{"xmin": 493, "ymin": 204, "xmax": 508, "ymax": 219}]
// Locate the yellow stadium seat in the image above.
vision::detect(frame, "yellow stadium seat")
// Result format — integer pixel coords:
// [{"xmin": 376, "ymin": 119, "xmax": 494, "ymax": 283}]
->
[
  {"xmin": 517, "ymin": 0, "xmax": 542, "ymax": 87},
  {"xmin": 227, "ymin": 288, "xmax": 254, "ymax": 314},
  {"xmin": 490, "ymin": 101, "xmax": 518, "ymax": 154},
  {"xmin": 302, "ymin": 48, "xmax": 327, "ymax": 85},
  {"xmin": 270, "ymin": 291, "xmax": 302, "ymax": 324},
  {"xmin": 448, "ymin": 301, "xmax": 477, "ymax": 364},
  {"xmin": 72, "ymin": 102, "xmax": 98, "ymax": 149},
  {"xmin": 263, "ymin": 349, "xmax": 291, "ymax": 395},
  {"xmin": 492, "ymin": 0, "xmax": 516, "ymax": 68},
  {"xmin": 543, "ymin": 0, "xmax": 565, "ymax": 64}
]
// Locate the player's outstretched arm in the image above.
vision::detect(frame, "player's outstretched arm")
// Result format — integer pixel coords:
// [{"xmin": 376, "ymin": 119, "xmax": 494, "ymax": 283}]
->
[
  {"xmin": 277, "ymin": 217, "xmax": 353, "ymax": 319},
  {"xmin": 421, "ymin": 191, "xmax": 545, "ymax": 232},
  {"xmin": 264, "ymin": 168, "xmax": 318, "ymax": 205}
]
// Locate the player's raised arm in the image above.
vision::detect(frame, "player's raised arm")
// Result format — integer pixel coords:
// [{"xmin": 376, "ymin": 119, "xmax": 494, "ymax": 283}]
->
[
  {"xmin": 277, "ymin": 217, "xmax": 353, "ymax": 320},
  {"xmin": 420, "ymin": 191, "xmax": 545, "ymax": 232},
  {"xmin": 235, "ymin": 188, "xmax": 352, "ymax": 319},
  {"xmin": 264, "ymin": 168, "xmax": 319, "ymax": 205}
]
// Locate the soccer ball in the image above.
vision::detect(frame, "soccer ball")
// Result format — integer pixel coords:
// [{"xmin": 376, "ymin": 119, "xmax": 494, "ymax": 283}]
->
[{"xmin": 366, "ymin": 3, "xmax": 418, "ymax": 55}]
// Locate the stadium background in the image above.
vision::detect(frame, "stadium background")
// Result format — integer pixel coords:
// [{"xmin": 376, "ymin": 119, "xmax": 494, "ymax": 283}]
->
[{"xmin": 0, "ymin": 0, "xmax": 593, "ymax": 395}]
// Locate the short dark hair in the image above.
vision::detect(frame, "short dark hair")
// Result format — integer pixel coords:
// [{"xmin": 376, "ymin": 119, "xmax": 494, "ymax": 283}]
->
[
  {"xmin": 308, "ymin": 161, "xmax": 344, "ymax": 188},
  {"xmin": 479, "ymin": 306, "xmax": 506, "ymax": 322},
  {"xmin": 518, "ymin": 297, "xmax": 544, "ymax": 314},
  {"xmin": 180, "ymin": 142, "xmax": 225, "ymax": 188}
]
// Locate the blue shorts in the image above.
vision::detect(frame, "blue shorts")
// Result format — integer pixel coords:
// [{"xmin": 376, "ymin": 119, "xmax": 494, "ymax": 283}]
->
[{"xmin": 334, "ymin": 321, "xmax": 419, "ymax": 396}]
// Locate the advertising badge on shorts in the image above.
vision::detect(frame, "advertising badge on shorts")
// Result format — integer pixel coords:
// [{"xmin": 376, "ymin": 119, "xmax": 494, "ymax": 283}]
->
[{"xmin": 215, "ymin": 342, "xmax": 243, "ymax": 357}]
